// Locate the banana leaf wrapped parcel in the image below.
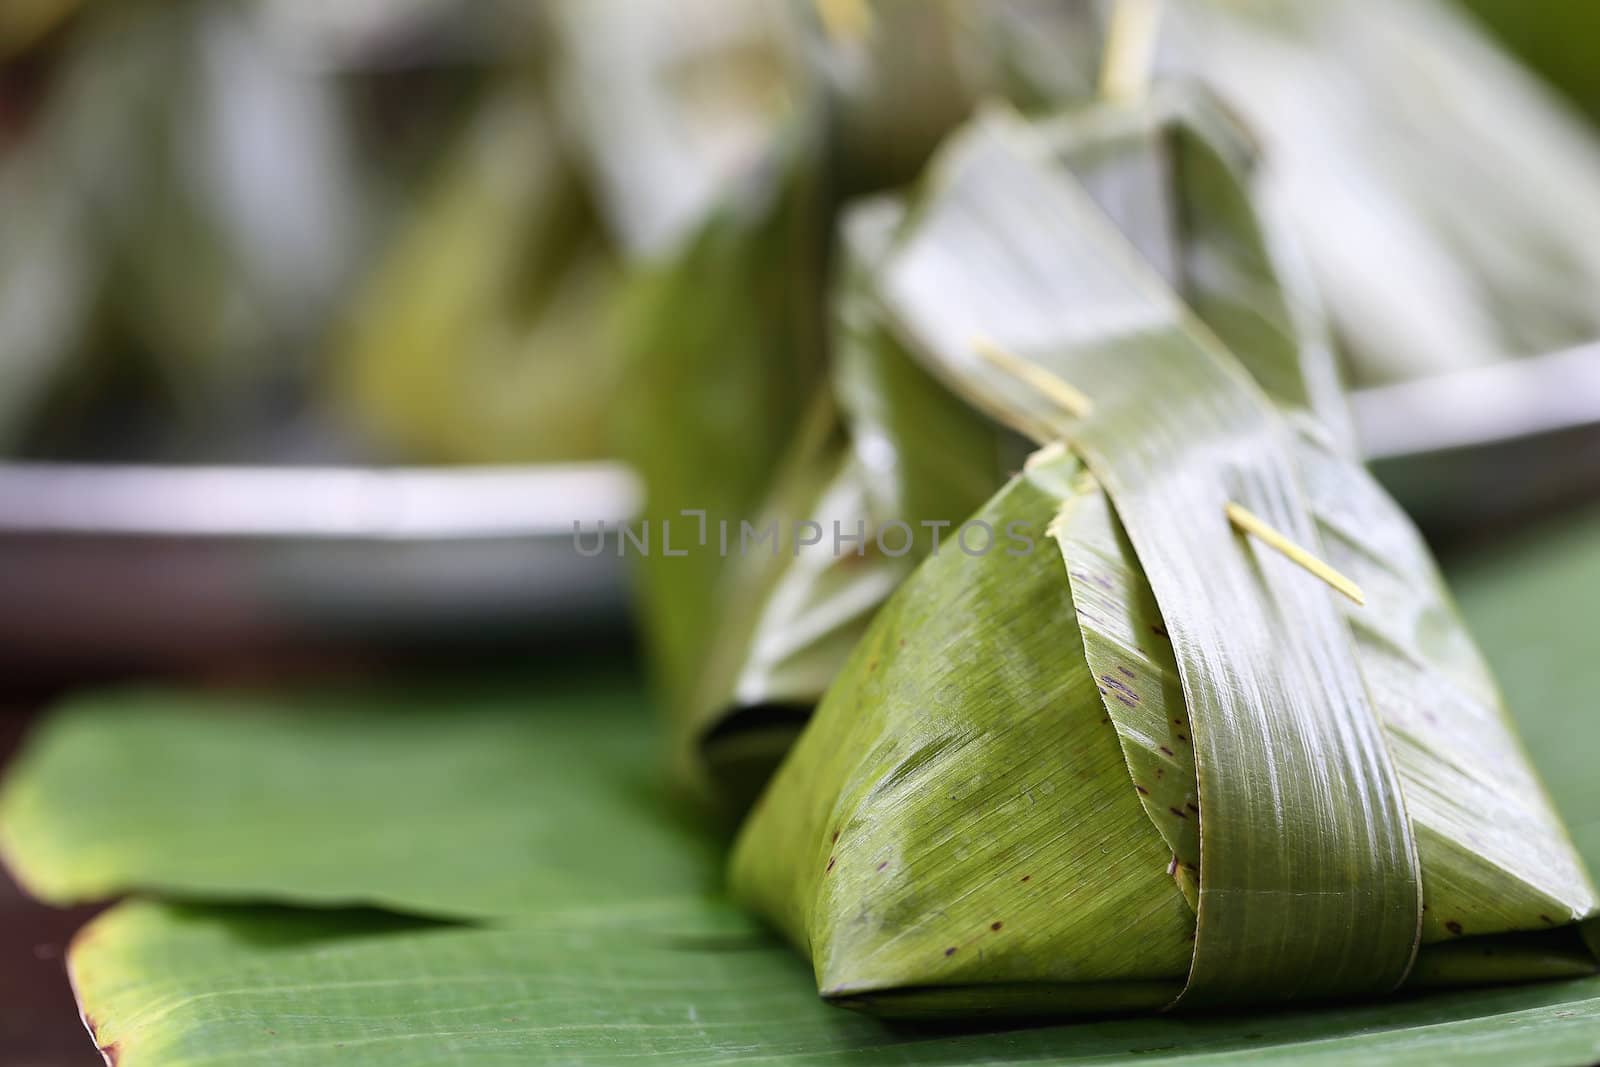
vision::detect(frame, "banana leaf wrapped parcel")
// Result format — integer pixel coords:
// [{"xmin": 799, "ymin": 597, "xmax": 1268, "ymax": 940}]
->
[
  {"xmin": 686, "ymin": 87, "xmax": 1353, "ymax": 802},
  {"xmin": 616, "ymin": 0, "xmax": 1096, "ymax": 801},
  {"xmin": 726, "ymin": 102, "xmax": 1600, "ymax": 1016}
]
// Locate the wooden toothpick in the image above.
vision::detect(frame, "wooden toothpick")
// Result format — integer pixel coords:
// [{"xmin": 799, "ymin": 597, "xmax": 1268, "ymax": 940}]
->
[
  {"xmin": 1099, "ymin": 0, "xmax": 1164, "ymax": 103},
  {"xmin": 972, "ymin": 337, "xmax": 1095, "ymax": 418},
  {"xmin": 815, "ymin": 0, "xmax": 873, "ymax": 44},
  {"xmin": 1023, "ymin": 441, "xmax": 1071, "ymax": 471},
  {"xmin": 1225, "ymin": 502, "xmax": 1365, "ymax": 606}
]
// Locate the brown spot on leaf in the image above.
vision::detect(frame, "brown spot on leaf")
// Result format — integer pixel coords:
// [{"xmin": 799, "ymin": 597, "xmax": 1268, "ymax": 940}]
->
[
  {"xmin": 1159, "ymin": 745, "xmax": 1175, "ymax": 756},
  {"xmin": 1020, "ymin": 874, "xmax": 1031, "ymax": 882},
  {"xmin": 831, "ymin": 830, "xmax": 839, "ymax": 843},
  {"xmin": 1169, "ymin": 807, "xmax": 1187, "ymax": 818},
  {"xmin": 1118, "ymin": 666, "xmax": 1135, "ymax": 679},
  {"xmin": 1446, "ymin": 921, "xmax": 1464, "ymax": 936},
  {"xmin": 990, "ymin": 921, "xmax": 1003, "ymax": 931},
  {"xmin": 826, "ymin": 856, "xmax": 836, "ymax": 873},
  {"xmin": 944, "ymin": 946, "xmax": 957, "ymax": 957},
  {"xmin": 1151, "ymin": 623, "xmax": 1168, "ymax": 638},
  {"xmin": 1541, "ymin": 914, "xmax": 1555, "ymax": 925},
  {"xmin": 1185, "ymin": 802, "xmax": 1199, "ymax": 813},
  {"xmin": 1135, "ymin": 784, "xmax": 1150, "ymax": 796},
  {"xmin": 1101, "ymin": 675, "xmax": 1140, "ymax": 705},
  {"xmin": 877, "ymin": 861, "xmax": 888, "ymax": 872}
]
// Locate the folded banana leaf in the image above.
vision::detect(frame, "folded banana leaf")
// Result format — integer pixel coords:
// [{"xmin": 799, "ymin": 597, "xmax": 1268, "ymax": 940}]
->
[
  {"xmin": 615, "ymin": 0, "xmax": 1600, "ymax": 815},
  {"xmin": 2, "ymin": 1, "xmax": 360, "ymax": 455},
  {"xmin": 625, "ymin": 3, "xmax": 1103, "ymax": 802},
  {"xmin": 687, "ymin": 87, "xmax": 1342, "ymax": 801},
  {"xmin": 680, "ymin": 201, "xmax": 1019, "ymax": 804},
  {"xmin": 1162, "ymin": 0, "xmax": 1600, "ymax": 384},
  {"xmin": 549, "ymin": 0, "xmax": 1098, "ymax": 259},
  {"xmin": 728, "ymin": 105, "xmax": 1600, "ymax": 1016},
  {"xmin": 331, "ymin": 76, "xmax": 622, "ymax": 464},
  {"xmin": 797, "ymin": 0, "xmax": 1101, "ymax": 194},
  {"xmin": 544, "ymin": 0, "xmax": 798, "ymax": 258},
  {"xmin": 616, "ymin": 115, "xmax": 835, "ymax": 773}
]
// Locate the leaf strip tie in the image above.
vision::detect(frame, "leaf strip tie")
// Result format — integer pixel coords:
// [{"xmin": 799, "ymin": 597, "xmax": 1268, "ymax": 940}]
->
[{"xmin": 1224, "ymin": 502, "xmax": 1365, "ymax": 606}]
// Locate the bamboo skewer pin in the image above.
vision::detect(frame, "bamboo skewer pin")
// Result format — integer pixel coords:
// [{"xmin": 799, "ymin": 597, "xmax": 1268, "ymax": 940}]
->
[
  {"xmin": 815, "ymin": 0, "xmax": 873, "ymax": 44},
  {"xmin": 971, "ymin": 340, "xmax": 1359, "ymax": 605},
  {"xmin": 972, "ymin": 338, "xmax": 1095, "ymax": 418},
  {"xmin": 1099, "ymin": 0, "xmax": 1164, "ymax": 103},
  {"xmin": 981, "ymin": 19, "xmax": 1359, "ymax": 610},
  {"xmin": 1225, "ymin": 502, "xmax": 1366, "ymax": 606},
  {"xmin": 1023, "ymin": 440, "xmax": 1071, "ymax": 472}
]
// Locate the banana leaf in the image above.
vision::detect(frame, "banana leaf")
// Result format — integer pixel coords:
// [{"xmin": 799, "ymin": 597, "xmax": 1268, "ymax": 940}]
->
[
  {"xmin": 1461, "ymin": 0, "xmax": 1600, "ymax": 123},
  {"xmin": 6, "ymin": 503, "xmax": 1600, "ymax": 1059},
  {"xmin": 821, "ymin": 0, "xmax": 1600, "ymax": 390},
  {"xmin": 680, "ymin": 201, "xmax": 1016, "ymax": 804},
  {"xmin": 544, "ymin": 0, "xmax": 799, "ymax": 258},
  {"xmin": 728, "ymin": 105, "xmax": 1598, "ymax": 1015},
  {"xmin": 331, "ymin": 76, "xmax": 622, "ymax": 464},
  {"xmin": 614, "ymin": 1, "xmax": 1109, "ymax": 797},
  {"xmin": 1161, "ymin": 0, "xmax": 1600, "ymax": 384},
  {"xmin": 797, "ymin": 0, "xmax": 1100, "ymax": 194},
  {"xmin": 686, "ymin": 86, "xmax": 1349, "ymax": 803},
  {"xmin": 628, "ymin": 0, "xmax": 1600, "ymax": 802},
  {"xmin": 615, "ymin": 116, "xmax": 835, "ymax": 768},
  {"xmin": 0, "ymin": 71, "xmax": 102, "ymax": 448},
  {"xmin": 0, "ymin": 672, "xmax": 722, "ymax": 919},
  {"xmin": 546, "ymin": 0, "xmax": 1097, "ymax": 258},
  {"xmin": 8, "ymin": 517, "xmax": 1600, "ymax": 1063},
  {"xmin": 2, "ymin": 1, "xmax": 360, "ymax": 454}
]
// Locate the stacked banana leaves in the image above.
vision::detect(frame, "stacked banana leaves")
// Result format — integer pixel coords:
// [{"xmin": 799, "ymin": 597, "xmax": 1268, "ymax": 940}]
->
[{"xmin": 721, "ymin": 95, "xmax": 1600, "ymax": 1015}]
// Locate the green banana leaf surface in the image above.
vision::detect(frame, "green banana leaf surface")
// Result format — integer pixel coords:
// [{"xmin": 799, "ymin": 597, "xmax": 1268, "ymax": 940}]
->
[
  {"xmin": 4, "ymin": 503, "xmax": 1600, "ymax": 1062},
  {"xmin": 677, "ymin": 85, "xmax": 1361, "ymax": 806},
  {"xmin": 728, "ymin": 104, "xmax": 1595, "ymax": 1011}
]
